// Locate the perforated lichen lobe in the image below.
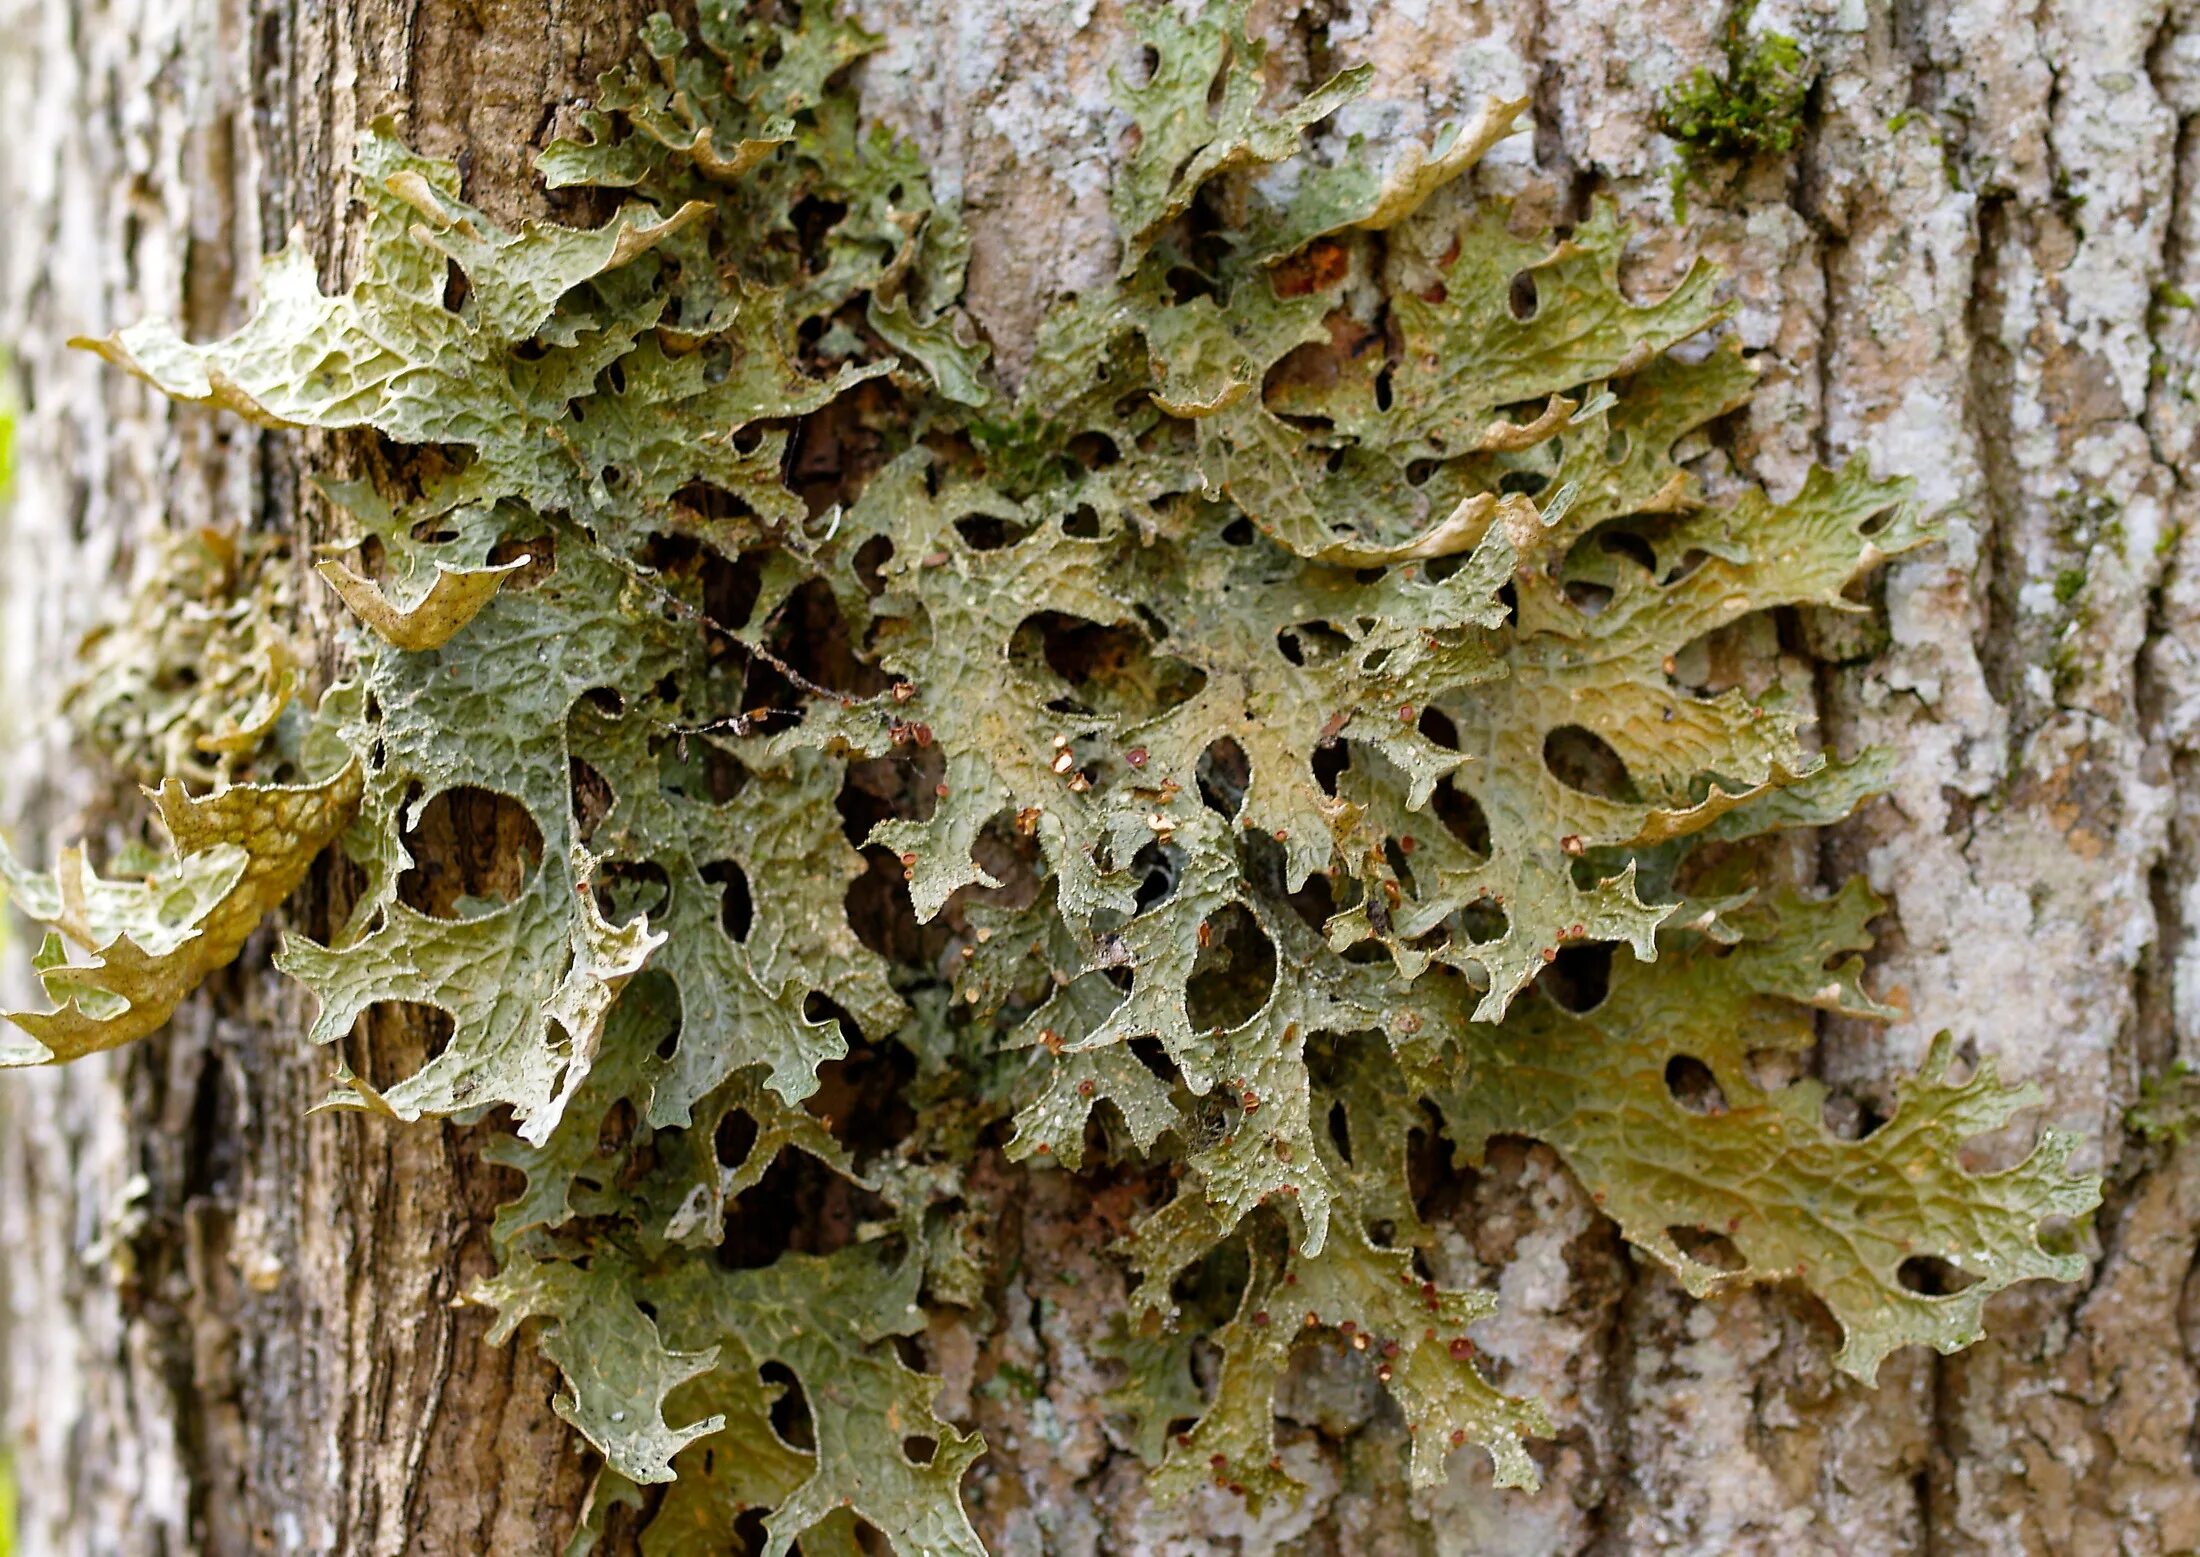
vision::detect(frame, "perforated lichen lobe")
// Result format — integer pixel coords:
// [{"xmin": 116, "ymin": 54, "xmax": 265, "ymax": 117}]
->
[{"xmin": 19, "ymin": 0, "xmax": 2095, "ymax": 1548}]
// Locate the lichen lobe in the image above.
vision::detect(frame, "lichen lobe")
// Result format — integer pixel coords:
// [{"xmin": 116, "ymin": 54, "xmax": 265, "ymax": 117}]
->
[{"xmin": 19, "ymin": 0, "xmax": 2098, "ymax": 1548}]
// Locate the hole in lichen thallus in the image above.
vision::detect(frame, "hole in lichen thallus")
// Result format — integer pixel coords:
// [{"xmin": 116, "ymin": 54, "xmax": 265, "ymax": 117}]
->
[
  {"xmin": 804, "ymin": 1023, "xmax": 916, "ymax": 1158},
  {"xmin": 1197, "ymin": 736, "xmax": 1249, "ymax": 818},
  {"xmin": 1434, "ymin": 779, "xmax": 1492, "ymax": 857},
  {"xmin": 1897, "ymin": 1254, "xmax": 1982, "ymax": 1295},
  {"xmin": 1600, "ymin": 528, "xmax": 1657, "ymax": 574},
  {"xmin": 760, "ymin": 1362, "xmax": 816, "ymax": 1450},
  {"xmin": 591, "ymin": 860, "xmax": 671, "ymax": 927},
  {"xmin": 569, "ymin": 758, "xmax": 614, "ymax": 844},
  {"xmin": 1564, "ymin": 578, "xmax": 1614, "ymax": 616},
  {"xmin": 396, "ymin": 787, "xmax": 544, "ymax": 919},
  {"xmin": 720, "ymin": 1130, "xmax": 900, "ymax": 1272},
  {"xmin": 1184, "ymin": 903, "xmax": 1276, "ymax": 1031},
  {"xmin": 595, "ymin": 1097, "xmax": 638, "ymax": 1158},
  {"xmin": 1542, "ymin": 724, "xmax": 1636, "ymax": 802},
  {"xmin": 1129, "ymin": 838, "xmax": 1175, "ymax": 916},
  {"xmin": 1275, "ymin": 619, "xmax": 1352, "ymax": 668},
  {"xmin": 1382, "ymin": 835, "xmax": 1419, "ymax": 897},
  {"xmin": 700, "ymin": 859, "xmax": 754, "ymax": 940},
  {"xmin": 1018, "ymin": 611, "xmax": 1205, "ymax": 718},
  {"xmin": 714, "ymin": 1107, "xmax": 760, "ymax": 1172},
  {"xmin": 352, "ymin": 1002, "xmax": 455, "ymax": 1095},
  {"xmin": 1664, "ymin": 1055, "xmax": 1729, "ymax": 1115},
  {"xmin": 486, "ymin": 531, "xmax": 555, "ymax": 591},
  {"xmin": 953, "ymin": 512, "xmax": 1032, "ymax": 551},
  {"xmin": 1668, "ymin": 1224, "xmax": 1747, "ymax": 1272},
  {"xmin": 854, "ymin": 534, "xmax": 894, "ymax": 596},
  {"xmin": 1539, "ymin": 941, "xmax": 1614, "ymax": 1012},
  {"xmin": 1129, "ymin": 1037, "xmax": 1180, "ymax": 1086}
]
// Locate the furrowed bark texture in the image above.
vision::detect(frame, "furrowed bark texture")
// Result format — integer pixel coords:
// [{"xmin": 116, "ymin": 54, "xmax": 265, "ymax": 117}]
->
[{"xmin": 0, "ymin": 0, "xmax": 2194, "ymax": 1553}]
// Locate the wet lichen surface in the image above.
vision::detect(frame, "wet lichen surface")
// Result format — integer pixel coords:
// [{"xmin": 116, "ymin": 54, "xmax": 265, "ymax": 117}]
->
[{"xmin": 4, "ymin": 1, "xmax": 2097, "ymax": 1549}]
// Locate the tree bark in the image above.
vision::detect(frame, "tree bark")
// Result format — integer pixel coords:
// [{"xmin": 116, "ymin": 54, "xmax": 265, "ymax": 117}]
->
[{"xmin": 0, "ymin": 0, "xmax": 2195, "ymax": 1553}]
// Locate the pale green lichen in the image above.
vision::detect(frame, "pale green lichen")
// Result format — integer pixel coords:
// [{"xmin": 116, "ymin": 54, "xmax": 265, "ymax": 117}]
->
[
  {"xmin": 66, "ymin": 526, "xmax": 307, "ymax": 789},
  {"xmin": 11, "ymin": 0, "xmax": 2098, "ymax": 1547}
]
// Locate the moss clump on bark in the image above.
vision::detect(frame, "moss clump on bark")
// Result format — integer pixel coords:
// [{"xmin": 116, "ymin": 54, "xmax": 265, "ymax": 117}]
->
[{"xmin": 1657, "ymin": 1, "xmax": 1813, "ymax": 166}]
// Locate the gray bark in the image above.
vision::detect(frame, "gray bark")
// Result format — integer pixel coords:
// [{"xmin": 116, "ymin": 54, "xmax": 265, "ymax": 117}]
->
[{"xmin": 0, "ymin": 0, "xmax": 2195, "ymax": 1552}]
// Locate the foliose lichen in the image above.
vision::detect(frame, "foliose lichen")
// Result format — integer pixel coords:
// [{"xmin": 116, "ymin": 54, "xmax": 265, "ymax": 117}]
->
[{"xmin": 7, "ymin": 0, "xmax": 2095, "ymax": 1547}]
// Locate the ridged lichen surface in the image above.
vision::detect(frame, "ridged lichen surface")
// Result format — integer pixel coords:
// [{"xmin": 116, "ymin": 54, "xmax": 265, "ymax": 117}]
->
[{"xmin": 3, "ymin": 1, "xmax": 2096, "ymax": 1549}]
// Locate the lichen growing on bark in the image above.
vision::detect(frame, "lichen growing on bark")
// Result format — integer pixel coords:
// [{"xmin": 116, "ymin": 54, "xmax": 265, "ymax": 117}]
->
[{"xmin": 7, "ymin": 0, "xmax": 2097, "ymax": 1547}]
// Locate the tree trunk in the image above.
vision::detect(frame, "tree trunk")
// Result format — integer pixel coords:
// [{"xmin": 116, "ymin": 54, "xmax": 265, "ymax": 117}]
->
[{"xmin": 0, "ymin": 0, "xmax": 2195, "ymax": 1553}]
